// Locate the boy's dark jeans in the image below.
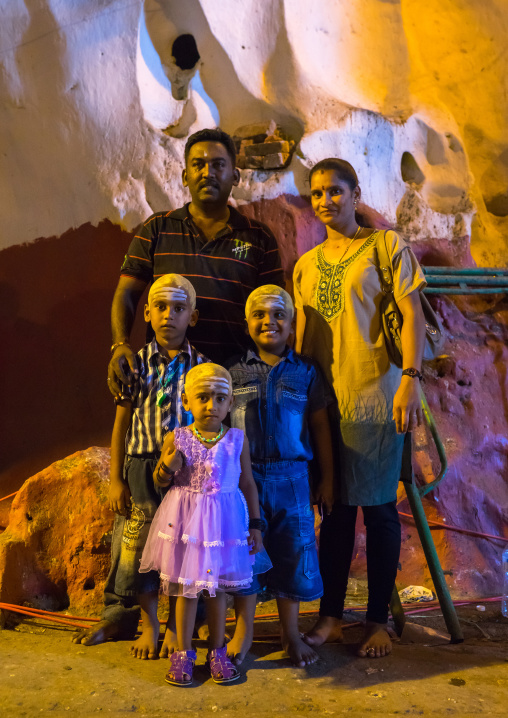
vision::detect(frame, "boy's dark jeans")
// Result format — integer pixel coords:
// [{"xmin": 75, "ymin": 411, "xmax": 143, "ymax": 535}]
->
[
  {"xmin": 101, "ymin": 455, "xmax": 164, "ymax": 637},
  {"xmin": 236, "ymin": 460, "xmax": 323, "ymax": 602}
]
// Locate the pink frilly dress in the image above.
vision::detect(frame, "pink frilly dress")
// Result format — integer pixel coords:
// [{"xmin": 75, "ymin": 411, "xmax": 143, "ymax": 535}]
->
[{"xmin": 139, "ymin": 427, "xmax": 271, "ymax": 597}]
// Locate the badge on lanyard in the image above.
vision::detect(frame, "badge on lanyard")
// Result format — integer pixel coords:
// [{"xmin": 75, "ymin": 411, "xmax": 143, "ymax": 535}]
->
[{"xmin": 156, "ymin": 362, "xmax": 178, "ymax": 408}]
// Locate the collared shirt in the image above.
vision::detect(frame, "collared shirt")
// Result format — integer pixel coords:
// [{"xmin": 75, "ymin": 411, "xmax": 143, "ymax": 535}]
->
[
  {"xmin": 120, "ymin": 204, "xmax": 284, "ymax": 363},
  {"xmin": 226, "ymin": 348, "xmax": 332, "ymax": 463},
  {"xmin": 125, "ymin": 338, "xmax": 209, "ymax": 455}
]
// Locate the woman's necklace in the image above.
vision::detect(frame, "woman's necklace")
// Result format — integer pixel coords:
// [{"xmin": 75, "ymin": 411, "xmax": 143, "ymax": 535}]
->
[
  {"xmin": 327, "ymin": 225, "xmax": 362, "ymax": 263},
  {"xmin": 192, "ymin": 423, "xmax": 225, "ymax": 444}
]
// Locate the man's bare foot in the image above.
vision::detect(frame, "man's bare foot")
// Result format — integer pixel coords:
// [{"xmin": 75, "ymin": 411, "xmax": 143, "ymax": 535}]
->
[
  {"xmin": 160, "ymin": 625, "xmax": 178, "ymax": 658},
  {"xmin": 130, "ymin": 620, "xmax": 160, "ymax": 660},
  {"xmin": 357, "ymin": 621, "xmax": 392, "ymax": 658},
  {"xmin": 71, "ymin": 620, "xmax": 119, "ymax": 646},
  {"xmin": 227, "ymin": 625, "xmax": 253, "ymax": 666},
  {"xmin": 282, "ymin": 630, "xmax": 319, "ymax": 667},
  {"xmin": 303, "ymin": 616, "xmax": 344, "ymax": 647}
]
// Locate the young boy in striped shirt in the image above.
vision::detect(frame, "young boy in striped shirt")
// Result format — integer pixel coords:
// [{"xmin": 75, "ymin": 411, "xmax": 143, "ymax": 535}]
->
[{"xmin": 104, "ymin": 274, "xmax": 208, "ymax": 658}]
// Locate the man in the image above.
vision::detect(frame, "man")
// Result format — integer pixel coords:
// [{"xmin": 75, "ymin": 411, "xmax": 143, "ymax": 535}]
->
[
  {"xmin": 73, "ymin": 128, "xmax": 283, "ymax": 648},
  {"xmin": 108, "ymin": 127, "xmax": 284, "ymax": 400}
]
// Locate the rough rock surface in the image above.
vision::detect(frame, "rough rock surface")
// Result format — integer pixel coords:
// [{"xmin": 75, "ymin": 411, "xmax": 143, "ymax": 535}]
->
[
  {"xmin": 0, "ymin": 448, "xmax": 112, "ymax": 614},
  {"xmin": 1, "ymin": 0, "xmax": 507, "ymax": 263}
]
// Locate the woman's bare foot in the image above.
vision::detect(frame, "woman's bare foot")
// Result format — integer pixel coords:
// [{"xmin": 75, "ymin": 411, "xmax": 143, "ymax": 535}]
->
[
  {"xmin": 357, "ymin": 621, "xmax": 392, "ymax": 658},
  {"xmin": 160, "ymin": 624, "xmax": 178, "ymax": 658},
  {"xmin": 71, "ymin": 620, "xmax": 119, "ymax": 646},
  {"xmin": 227, "ymin": 625, "xmax": 253, "ymax": 666},
  {"xmin": 282, "ymin": 630, "xmax": 319, "ymax": 667},
  {"xmin": 130, "ymin": 619, "xmax": 160, "ymax": 660},
  {"xmin": 303, "ymin": 616, "xmax": 344, "ymax": 647}
]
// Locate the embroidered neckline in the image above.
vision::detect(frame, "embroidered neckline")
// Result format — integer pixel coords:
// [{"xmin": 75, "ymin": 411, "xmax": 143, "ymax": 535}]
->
[{"xmin": 315, "ymin": 230, "xmax": 379, "ymax": 322}]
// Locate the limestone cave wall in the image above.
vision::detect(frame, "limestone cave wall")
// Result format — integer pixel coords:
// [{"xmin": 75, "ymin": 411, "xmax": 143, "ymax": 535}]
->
[{"xmin": 1, "ymin": 0, "xmax": 507, "ymax": 598}]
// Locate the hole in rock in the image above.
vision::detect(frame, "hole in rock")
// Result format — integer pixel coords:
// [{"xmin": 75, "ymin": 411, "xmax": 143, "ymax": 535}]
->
[
  {"xmin": 401, "ymin": 152, "xmax": 425, "ymax": 185},
  {"xmin": 171, "ymin": 34, "xmax": 200, "ymax": 70},
  {"xmin": 445, "ymin": 132, "xmax": 463, "ymax": 153},
  {"xmin": 83, "ymin": 577, "xmax": 95, "ymax": 591},
  {"xmin": 426, "ymin": 127, "xmax": 446, "ymax": 165},
  {"xmin": 484, "ymin": 193, "xmax": 508, "ymax": 217}
]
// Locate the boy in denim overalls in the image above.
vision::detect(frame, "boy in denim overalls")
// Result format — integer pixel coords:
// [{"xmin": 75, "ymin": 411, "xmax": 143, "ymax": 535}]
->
[{"xmin": 226, "ymin": 285, "xmax": 334, "ymax": 667}]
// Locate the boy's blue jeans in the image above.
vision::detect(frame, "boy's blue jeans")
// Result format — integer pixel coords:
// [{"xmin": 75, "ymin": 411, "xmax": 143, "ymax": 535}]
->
[
  {"xmin": 101, "ymin": 455, "xmax": 164, "ymax": 637},
  {"xmin": 237, "ymin": 460, "xmax": 323, "ymax": 601}
]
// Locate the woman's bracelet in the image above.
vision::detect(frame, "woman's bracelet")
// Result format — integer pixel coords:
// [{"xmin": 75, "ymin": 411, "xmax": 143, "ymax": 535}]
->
[{"xmin": 248, "ymin": 518, "xmax": 266, "ymax": 532}]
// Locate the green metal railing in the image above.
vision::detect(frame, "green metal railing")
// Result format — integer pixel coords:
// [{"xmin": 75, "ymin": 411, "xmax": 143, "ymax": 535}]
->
[
  {"xmin": 389, "ymin": 266, "xmax": 508, "ymax": 642},
  {"xmin": 423, "ymin": 267, "xmax": 508, "ymax": 294},
  {"xmin": 391, "ymin": 393, "xmax": 463, "ymax": 642}
]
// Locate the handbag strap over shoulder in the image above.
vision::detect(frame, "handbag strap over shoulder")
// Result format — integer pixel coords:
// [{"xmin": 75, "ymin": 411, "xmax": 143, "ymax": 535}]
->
[{"xmin": 376, "ymin": 229, "xmax": 394, "ymax": 294}]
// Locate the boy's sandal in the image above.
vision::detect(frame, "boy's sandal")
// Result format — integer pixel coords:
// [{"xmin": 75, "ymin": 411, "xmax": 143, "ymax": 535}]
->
[
  {"xmin": 206, "ymin": 645, "xmax": 240, "ymax": 684},
  {"xmin": 165, "ymin": 650, "xmax": 197, "ymax": 687}
]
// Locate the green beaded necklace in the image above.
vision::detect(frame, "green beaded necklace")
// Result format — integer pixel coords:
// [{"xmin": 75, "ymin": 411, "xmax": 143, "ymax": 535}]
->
[{"xmin": 192, "ymin": 423, "xmax": 225, "ymax": 444}]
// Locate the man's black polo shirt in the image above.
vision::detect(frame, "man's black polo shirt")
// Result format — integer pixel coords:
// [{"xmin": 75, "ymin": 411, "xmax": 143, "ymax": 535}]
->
[{"xmin": 121, "ymin": 204, "xmax": 284, "ymax": 363}]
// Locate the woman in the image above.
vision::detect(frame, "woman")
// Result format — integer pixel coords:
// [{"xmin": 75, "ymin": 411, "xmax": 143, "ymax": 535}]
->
[{"xmin": 293, "ymin": 159, "xmax": 426, "ymax": 658}]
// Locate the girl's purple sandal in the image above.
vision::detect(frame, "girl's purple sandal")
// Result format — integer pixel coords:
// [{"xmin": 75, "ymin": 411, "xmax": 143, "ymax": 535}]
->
[
  {"xmin": 206, "ymin": 646, "xmax": 240, "ymax": 684},
  {"xmin": 165, "ymin": 650, "xmax": 197, "ymax": 687}
]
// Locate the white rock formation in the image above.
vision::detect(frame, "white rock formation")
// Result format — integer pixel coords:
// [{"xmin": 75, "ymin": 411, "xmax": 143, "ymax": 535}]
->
[{"xmin": 1, "ymin": 0, "xmax": 507, "ymax": 262}]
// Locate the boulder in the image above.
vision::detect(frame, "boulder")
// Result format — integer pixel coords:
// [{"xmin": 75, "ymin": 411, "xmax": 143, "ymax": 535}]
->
[{"xmin": 0, "ymin": 448, "xmax": 112, "ymax": 615}]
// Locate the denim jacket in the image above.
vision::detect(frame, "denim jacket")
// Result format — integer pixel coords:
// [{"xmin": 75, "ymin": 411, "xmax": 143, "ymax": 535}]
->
[{"xmin": 226, "ymin": 348, "xmax": 332, "ymax": 463}]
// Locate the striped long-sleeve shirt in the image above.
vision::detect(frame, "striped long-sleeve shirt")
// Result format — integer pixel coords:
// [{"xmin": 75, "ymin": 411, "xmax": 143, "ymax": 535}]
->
[
  {"xmin": 120, "ymin": 204, "xmax": 284, "ymax": 363},
  {"xmin": 125, "ymin": 338, "xmax": 209, "ymax": 456}
]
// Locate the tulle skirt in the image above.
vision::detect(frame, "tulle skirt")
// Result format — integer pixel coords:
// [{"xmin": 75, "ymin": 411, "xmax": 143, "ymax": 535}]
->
[{"xmin": 139, "ymin": 486, "xmax": 271, "ymax": 597}]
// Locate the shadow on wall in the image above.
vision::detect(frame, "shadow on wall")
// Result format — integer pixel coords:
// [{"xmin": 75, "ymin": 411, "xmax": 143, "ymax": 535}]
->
[{"xmin": 0, "ymin": 220, "xmax": 146, "ymax": 502}]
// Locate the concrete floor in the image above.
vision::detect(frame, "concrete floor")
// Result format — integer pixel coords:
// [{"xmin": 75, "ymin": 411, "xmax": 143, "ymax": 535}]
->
[{"xmin": 0, "ymin": 601, "xmax": 507, "ymax": 717}]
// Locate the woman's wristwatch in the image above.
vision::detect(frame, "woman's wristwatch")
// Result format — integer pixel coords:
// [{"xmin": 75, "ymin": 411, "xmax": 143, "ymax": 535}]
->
[{"xmin": 401, "ymin": 367, "xmax": 423, "ymax": 380}]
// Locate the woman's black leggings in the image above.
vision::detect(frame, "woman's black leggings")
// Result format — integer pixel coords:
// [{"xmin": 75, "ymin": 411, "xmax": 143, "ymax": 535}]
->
[{"xmin": 318, "ymin": 500, "xmax": 401, "ymax": 625}]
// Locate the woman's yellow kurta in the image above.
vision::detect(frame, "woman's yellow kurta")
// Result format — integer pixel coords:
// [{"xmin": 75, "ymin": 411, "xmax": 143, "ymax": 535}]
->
[{"xmin": 293, "ymin": 230, "xmax": 426, "ymax": 505}]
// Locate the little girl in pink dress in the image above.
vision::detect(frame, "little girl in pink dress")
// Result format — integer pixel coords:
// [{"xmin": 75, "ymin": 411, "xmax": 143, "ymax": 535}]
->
[
  {"xmin": 138, "ymin": 363, "xmax": 269, "ymax": 686},
  {"xmin": 141, "ymin": 425, "xmax": 263, "ymax": 596}
]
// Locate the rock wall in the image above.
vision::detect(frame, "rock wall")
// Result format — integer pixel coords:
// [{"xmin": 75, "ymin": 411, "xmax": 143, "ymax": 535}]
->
[{"xmin": 1, "ymin": 1, "xmax": 507, "ymax": 596}]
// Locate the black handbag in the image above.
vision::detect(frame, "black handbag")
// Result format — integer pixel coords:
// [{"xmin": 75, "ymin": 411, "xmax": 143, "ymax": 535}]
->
[{"xmin": 377, "ymin": 231, "xmax": 445, "ymax": 368}]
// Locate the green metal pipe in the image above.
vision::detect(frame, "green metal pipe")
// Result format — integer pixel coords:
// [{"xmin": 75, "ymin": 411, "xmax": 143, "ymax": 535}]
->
[
  {"xmin": 404, "ymin": 481, "xmax": 464, "ymax": 643},
  {"xmin": 389, "ymin": 585, "xmax": 406, "ymax": 637},
  {"xmin": 419, "ymin": 392, "xmax": 448, "ymax": 496},
  {"xmin": 424, "ymin": 287, "xmax": 507, "ymax": 294},
  {"xmin": 425, "ymin": 276, "xmax": 508, "ymax": 286},
  {"xmin": 423, "ymin": 267, "xmax": 508, "ymax": 275}
]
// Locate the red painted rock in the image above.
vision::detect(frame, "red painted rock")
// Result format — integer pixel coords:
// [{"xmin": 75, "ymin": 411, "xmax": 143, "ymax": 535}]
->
[{"xmin": 0, "ymin": 447, "xmax": 113, "ymax": 615}]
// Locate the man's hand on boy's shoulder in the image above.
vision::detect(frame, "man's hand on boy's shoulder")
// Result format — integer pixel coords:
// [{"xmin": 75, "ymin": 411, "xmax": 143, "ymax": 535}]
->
[
  {"xmin": 108, "ymin": 345, "xmax": 139, "ymax": 400},
  {"xmin": 108, "ymin": 478, "xmax": 131, "ymax": 516}
]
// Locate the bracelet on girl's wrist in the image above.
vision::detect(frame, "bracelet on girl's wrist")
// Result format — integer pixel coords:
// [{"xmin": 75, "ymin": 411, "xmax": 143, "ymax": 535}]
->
[
  {"xmin": 248, "ymin": 518, "xmax": 266, "ymax": 532},
  {"xmin": 159, "ymin": 463, "xmax": 175, "ymax": 476},
  {"xmin": 156, "ymin": 463, "xmax": 175, "ymax": 482}
]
